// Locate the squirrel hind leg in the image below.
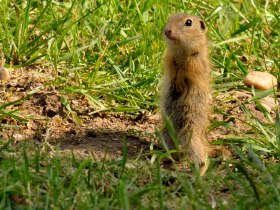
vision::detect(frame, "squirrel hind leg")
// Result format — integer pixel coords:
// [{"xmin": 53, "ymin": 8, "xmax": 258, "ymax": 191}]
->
[{"xmin": 187, "ymin": 136, "xmax": 209, "ymax": 175}]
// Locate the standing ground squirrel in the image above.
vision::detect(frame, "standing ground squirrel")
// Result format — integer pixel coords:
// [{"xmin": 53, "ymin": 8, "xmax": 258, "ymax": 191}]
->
[{"xmin": 161, "ymin": 14, "xmax": 211, "ymax": 171}]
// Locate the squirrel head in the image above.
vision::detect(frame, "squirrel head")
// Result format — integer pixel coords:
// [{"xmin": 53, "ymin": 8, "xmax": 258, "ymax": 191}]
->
[{"xmin": 164, "ymin": 14, "xmax": 207, "ymax": 54}]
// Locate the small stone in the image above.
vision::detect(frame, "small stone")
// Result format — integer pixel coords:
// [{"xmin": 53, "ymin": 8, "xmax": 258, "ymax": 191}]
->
[
  {"xmin": 260, "ymin": 96, "xmax": 278, "ymax": 113},
  {"xmin": 244, "ymin": 71, "xmax": 277, "ymax": 90},
  {"xmin": 13, "ymin": 133, "xmax": 24, "ymax": 141},
  {"xmin": 0, "ymin": 68, "xmax": 10, "ymax": 81}
]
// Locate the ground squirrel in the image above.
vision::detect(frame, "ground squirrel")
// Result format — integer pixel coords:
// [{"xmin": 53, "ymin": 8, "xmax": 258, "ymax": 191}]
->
[{"xmin": 161, "ymin": 14, "xmax": 211, "ymax": 170}]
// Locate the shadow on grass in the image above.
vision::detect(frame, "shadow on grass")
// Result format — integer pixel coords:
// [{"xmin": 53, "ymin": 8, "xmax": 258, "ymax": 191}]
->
[{"xmin": 57, "ymin": 129, "xmax": 159, "ymax": 159}]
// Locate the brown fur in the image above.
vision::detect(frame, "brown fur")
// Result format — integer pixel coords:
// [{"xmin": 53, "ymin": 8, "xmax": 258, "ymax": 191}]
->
[{"xmin": 161, "ymin": 14, "xmax": 211, "ymax": 169}]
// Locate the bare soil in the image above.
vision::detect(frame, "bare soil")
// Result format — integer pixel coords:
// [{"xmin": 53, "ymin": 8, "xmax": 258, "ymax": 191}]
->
[{"xmin": 0, "ymin": 67, "xmax": 278, "ymax": 161}]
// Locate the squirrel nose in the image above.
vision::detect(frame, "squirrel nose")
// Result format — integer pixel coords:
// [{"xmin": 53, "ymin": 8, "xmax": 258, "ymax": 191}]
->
[{"xmin": 165, "ymin": 29, "xmax": 172, "ymax": 37}]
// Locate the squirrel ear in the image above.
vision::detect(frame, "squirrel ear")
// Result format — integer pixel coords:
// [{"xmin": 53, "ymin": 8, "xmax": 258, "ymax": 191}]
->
[{"xmin": 200, "ymin": 20, "xmax": 206, "ymax": 30}]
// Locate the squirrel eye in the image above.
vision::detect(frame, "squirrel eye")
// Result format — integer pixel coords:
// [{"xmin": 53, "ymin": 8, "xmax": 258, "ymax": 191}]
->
[{"xmin": 185, "ymin": 19, "xmax": 192, "ymax": 26}]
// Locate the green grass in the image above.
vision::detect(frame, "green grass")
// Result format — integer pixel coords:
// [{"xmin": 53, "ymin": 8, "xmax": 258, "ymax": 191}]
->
[
  {"xmin": 0, "ymin": 0, "xmax": 280, "ymax": 209},
  {"xmin": 1, "ymin": 140, "xmax": 280, "ymax": 209}
]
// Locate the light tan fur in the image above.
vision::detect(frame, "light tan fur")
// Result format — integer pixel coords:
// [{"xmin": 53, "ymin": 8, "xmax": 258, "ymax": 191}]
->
[{"xmin": 161, "ymin": 14, "xmax": 211, "ymax": 170}]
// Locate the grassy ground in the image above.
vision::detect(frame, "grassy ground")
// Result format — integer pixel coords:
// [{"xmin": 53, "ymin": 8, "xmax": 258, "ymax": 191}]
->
[{"xmin": 0, "ymin": 0, "xmax": 280, "ymax": 209}]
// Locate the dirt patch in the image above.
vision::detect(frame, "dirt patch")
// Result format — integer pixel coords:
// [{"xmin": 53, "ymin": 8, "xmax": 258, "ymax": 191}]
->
[
  {"xmin": 0, "ymin": 67, "xmax": 160, "ymax": 159},
  {"xmin": 0, "ymin": 67, "xmax": 278, "ymax": 161}
]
